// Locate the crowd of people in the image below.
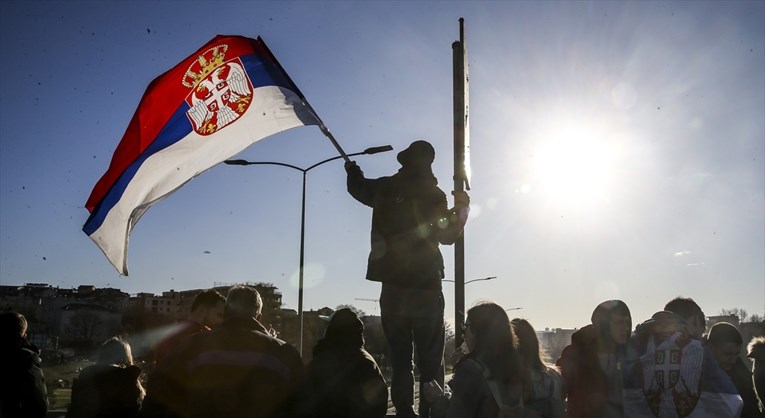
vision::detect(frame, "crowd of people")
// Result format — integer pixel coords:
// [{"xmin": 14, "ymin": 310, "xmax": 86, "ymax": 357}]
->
[
  {"xmin": 1, "ymin": 292, "xmax": 764, "ymax": 418},
  {"xmin": 1, "ymin": 141, "xmax": 763, "ymax": 418}
]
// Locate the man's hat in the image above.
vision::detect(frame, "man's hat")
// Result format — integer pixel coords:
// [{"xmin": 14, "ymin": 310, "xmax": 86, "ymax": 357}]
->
[{"xmin": 397, "ymin": 140, "xmax": 435, "ymax": 167}]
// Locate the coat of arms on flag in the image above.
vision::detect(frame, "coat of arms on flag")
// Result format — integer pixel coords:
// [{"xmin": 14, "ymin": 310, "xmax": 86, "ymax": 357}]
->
[{"xmin": 183, "ymin": 45, "xmax": 253, "ymax": 135}]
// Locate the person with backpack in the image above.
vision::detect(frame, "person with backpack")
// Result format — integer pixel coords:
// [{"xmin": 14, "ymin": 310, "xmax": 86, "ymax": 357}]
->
[
  {"xmin": 423, "ymin": 301, "xmax": 535, "ymax": 417},
  {"xmin": 511, "ymin": 318, "xmax": 564, "ymax": 418}
]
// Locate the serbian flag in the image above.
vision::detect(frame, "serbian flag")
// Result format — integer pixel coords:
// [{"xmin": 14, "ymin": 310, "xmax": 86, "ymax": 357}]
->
[
  {"xmin": 623, "ymin": 333, "xmax": 744, "ymax": 417},
  {"xmin": 83, "ymin": 35, "xmax": 320, "ymax": 275}
]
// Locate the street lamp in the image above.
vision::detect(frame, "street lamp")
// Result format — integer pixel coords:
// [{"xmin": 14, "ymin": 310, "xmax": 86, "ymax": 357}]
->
[
  {"xmin": 442, "ymin": 276, "xmax": 497, "ymax": 285},
  {"xmin": 442, "ymin": 276, "xmax": 497, "ymax": 347},
  {"xmin": 225, "ymin": 145, "xmax": 393, "ymax": 356}
]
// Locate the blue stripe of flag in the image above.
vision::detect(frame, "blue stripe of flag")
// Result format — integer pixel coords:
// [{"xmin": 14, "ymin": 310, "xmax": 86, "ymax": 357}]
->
[{"xmin": 83, "ymin": 53, "xmax": 295, "ymax": 235}]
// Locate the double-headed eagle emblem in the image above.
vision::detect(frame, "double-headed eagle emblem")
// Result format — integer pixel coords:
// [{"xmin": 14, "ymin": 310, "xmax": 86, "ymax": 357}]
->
[{"xmin": 182, "ymin": 44, "xmax": 253, "ymax": 135}]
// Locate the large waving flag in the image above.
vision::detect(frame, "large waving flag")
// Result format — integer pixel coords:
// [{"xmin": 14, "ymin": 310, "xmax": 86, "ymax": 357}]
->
[{"xmin": 84, "ymin": 35, "xmax": 320, "ymax": 275}]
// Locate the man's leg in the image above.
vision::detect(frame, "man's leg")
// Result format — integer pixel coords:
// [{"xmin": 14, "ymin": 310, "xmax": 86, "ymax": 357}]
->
[
  {"xmin": 382, "ymin": 312, "xmax": 416, "ymax": 417},
  {"xmin": 412, "ymin": 293, "xmax": 445, "ymax": 418}
]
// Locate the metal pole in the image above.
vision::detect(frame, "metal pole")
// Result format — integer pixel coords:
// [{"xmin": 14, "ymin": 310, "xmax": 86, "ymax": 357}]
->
[
  {"xmin": 298, "ymin": 171, "xmax": 307, "ymax": 356},
  {"xmin": 453, "ymin": 18, "xmax": 467, "ymax": 349}
]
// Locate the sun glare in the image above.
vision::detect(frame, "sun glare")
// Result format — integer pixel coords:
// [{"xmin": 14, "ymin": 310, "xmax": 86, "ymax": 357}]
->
[{"xmin": 531, "ymin": 121, "xmax": 618, "ymax": 211}]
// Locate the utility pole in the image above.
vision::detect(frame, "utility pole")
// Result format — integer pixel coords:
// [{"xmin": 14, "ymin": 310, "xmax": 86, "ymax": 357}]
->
[{"xmin": 452, "ymin": 18, "xmax": 470, "ymax": 349}]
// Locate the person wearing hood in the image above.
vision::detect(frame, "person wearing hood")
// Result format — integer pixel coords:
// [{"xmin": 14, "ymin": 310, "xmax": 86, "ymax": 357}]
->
[
  {"xmin": 556, "ymin": 300, "xmax": 632, "ymax": 418},
  {"xmin": 303, "ymin": 308, "xmax": 388, "ymax": 418},
  {"xmin": 346, "ymin": 140, "xmax": 470, "ymax": 418},
  {"xmin": 0, "ymin": 311, "xmax": 48, "ymax": 418},
  {"xmin": 66, "ymin": 337, "xmax": 145, "ymax": 418}
]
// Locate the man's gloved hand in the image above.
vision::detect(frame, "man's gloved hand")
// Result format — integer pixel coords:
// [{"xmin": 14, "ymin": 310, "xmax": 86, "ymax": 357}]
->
[
  {"xmin": 452, "ymin": 190, "xmax": 470, "ymax": 208},
  {"xmin": 345, "ymin": 161, "xmax": 362, "ymax": 175}
]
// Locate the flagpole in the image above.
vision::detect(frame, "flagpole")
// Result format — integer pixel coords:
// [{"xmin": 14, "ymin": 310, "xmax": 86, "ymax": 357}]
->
[
  {"xmin": 453, "ymin": 18, "xmax": 468, "ymax": 349},
  {"xmin": 256, "ymin": 37, "xmax": 350, "ymax": 163}
]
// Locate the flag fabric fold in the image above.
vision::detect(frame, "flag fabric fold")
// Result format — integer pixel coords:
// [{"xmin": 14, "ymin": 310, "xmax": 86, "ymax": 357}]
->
[{"xmin": 83, "ymin": 35, "xmax": 320, "ymax": 275}]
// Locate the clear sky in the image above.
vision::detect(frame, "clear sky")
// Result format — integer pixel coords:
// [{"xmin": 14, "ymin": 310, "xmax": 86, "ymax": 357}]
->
[{"xmin": 1, "ymin": 1, "xmax": 763, "ymax": 330}]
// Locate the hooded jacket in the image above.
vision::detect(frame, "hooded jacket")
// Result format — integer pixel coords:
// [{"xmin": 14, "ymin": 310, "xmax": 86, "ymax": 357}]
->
[
  {"xmin": 303, "ymin": 309, "xmax": 388, "ymax": 418},
  {"xmin": 556, "ymin": 300, "xmax": 631, "ymax": 418}
]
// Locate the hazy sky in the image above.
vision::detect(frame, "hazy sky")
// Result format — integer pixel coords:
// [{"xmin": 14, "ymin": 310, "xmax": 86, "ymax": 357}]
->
[{"xmin": 1, "ymin": 1, "xmax": 763, "ymax": 330}]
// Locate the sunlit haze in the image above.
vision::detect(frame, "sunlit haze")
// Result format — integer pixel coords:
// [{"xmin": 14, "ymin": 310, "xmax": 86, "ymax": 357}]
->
[{"xmin": 1, "ymin": 1, "xmax": 763, "ymax": 331}]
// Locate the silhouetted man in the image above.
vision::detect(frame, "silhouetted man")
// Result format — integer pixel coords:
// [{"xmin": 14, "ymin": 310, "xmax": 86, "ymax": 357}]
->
[
  {"xmin": 0, "ymin": 311, "xmax": 48, "ymax": 418},
  {"xmin": 154, "ymin": 289, "xmax": 225, "ymax": 364},
  {"xmin": 346, "ymin": 140, "xmax": 469, "ymax": 418},
  {"xmin": 142, "ymin": 286, "xmax": 304, "ymax": 418}
]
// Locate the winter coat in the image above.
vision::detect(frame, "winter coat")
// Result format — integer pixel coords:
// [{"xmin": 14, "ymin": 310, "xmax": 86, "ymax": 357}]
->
[
  {"xmin": 728, "ymin": 357, "xmax": 765, "ymax": 418},
  {"xmin": 66, "ymin": 364, "xmax": 144, "ymax": 418},
  {"xmin": 0, "ymin": 336, "xmax": 48, "ymax": 418},
  {"xmin": 556, "ymin": 325, "xmax": 611, "ymax": 418},
  {"xmin": 154, "ymin": 319, "xmax": 209, "ymax": 365},
  {"xmin": 141, "ymin": 315, "xmax": 304, "ymax": 418},
  {"xmin": 347, "ymin": 167, "xmax": 464, "ymax": 290},
  {"xmin": 304, "ymin": 343, "xmax": 388, "ymax": 418}
]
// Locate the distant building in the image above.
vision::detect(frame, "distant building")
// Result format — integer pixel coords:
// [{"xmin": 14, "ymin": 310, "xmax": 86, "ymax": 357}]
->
[
  {"xmin": 537, "ymin": 327, "xmax": 578, "ymax": 362},
  {"xmin": 0, "ymin": 283, "xmax": 129, "ymax": 352}
]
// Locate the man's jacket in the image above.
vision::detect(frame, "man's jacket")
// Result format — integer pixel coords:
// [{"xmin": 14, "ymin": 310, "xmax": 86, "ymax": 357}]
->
[
  {"xmin": 142, "ymin": 316, "xmax": 304, "ymax": 418},
  {"xmin": 347, "ymin": 167, "xmax": 464, "ymax": 290}
]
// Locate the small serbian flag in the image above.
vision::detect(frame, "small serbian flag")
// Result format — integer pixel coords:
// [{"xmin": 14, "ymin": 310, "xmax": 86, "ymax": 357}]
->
[{"xmin": 83, "ymin": 35, "xmax": 320, "ymax": 275}]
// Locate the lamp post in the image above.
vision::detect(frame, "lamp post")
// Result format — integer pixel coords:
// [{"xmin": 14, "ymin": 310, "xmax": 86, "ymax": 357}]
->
[
  {"xmin": 442, "ymin": 276, "xmax": 497, "ymax": 347},
  {"xmin": 225, "ymin": 145, "xmax": 392, "ymax": 356}
]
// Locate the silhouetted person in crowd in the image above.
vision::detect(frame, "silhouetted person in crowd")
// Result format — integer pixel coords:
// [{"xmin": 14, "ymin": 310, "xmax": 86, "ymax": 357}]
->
[
  {"xmin": 663, "ymin": 296, "xmax": 706, "ymax": 340},
  {"xmin": 424, "ymin": 302, "xmax": 526, "ymax": 418},
  {"xmin": 302, "ymin": 308, "xmax": 388, "ymax": 418},
  {"xmin": 512, "ymin": 318, "xmax": 564, "ymax": 418},
  {"xmin": 141, "ymin": 285, "xmax": 304, "ymax": 418},
  {"xmin": 556, "ymin": 300, "xmax": 632, "ymax": 418},
  {"xmin": 67, "ymin": 337, "xmax": 145, "ymax": 418},
  {"xmin": 154, "ymin": 289, "xmax": 225, "ymax": 364},
  {"xmin": 0, "ymin": 311, "xmax": 48, "ymax": 418},
  {"xmin": 708, "ymin": 323, "xmax": 764, "ymax": 417},
  {"xmin": 622, "ymin": 310, "xmax": 743, "ymax": 417},
  {"xmin": 748, "ymin": 336, "xmax": 765, "ymax": 414},
  {"xmin": 346, "ymin": 140, "xmax": 470, "ymax": 418}
]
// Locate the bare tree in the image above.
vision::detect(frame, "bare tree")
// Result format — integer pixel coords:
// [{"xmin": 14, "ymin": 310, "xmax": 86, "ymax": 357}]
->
[
  {"xmin": 720, "ymin": 308, "xmax": 750, "ymax": 323},
  {"xmin": 335, "ymin": 304, "xmax": 366, "ymax": 318}
]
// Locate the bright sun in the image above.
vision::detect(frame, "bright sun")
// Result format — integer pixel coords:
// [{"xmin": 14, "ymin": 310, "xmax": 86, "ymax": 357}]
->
[{"xmin": 529, "ymin": 121, "xmax": 618, "ymax": 211}]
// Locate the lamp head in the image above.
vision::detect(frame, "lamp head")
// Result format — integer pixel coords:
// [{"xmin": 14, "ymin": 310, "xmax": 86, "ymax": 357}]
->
[
  {"xmin": 363, "ymin": 145, "xmax": 393, "ymax": 155},
  {"xmin": 224, "ymin": 160, "xmax": 250, "ymax": 165}
]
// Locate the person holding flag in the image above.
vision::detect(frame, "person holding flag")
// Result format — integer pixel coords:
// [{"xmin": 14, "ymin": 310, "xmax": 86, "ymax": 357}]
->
[{"xmin": 345, "ymin": 140, "xmax": 469, "ymax": 418}]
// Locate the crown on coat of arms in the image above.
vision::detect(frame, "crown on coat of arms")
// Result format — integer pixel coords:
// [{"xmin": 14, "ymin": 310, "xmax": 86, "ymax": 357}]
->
[{"xmin": 182, "ymin": 44, "xmax": 229, "ymax": 89}]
